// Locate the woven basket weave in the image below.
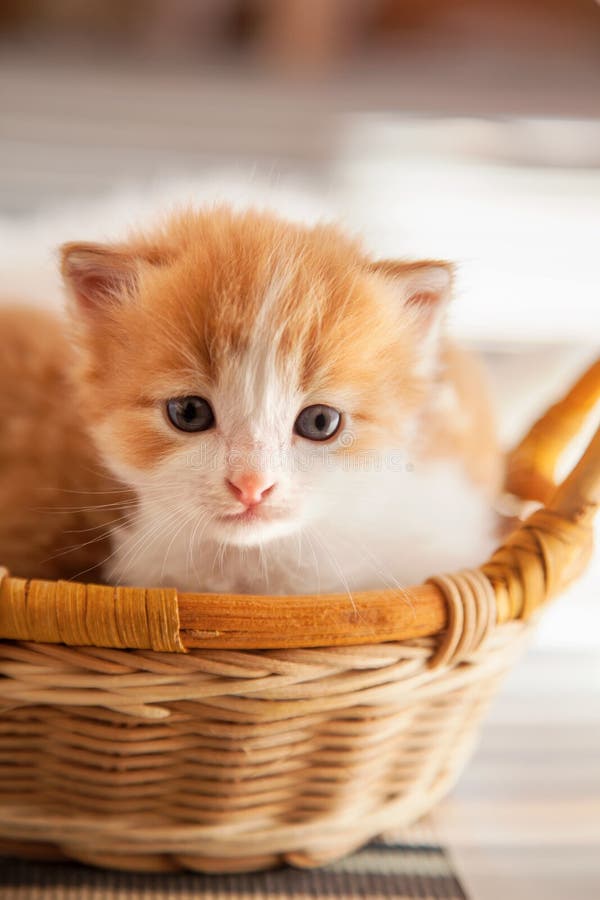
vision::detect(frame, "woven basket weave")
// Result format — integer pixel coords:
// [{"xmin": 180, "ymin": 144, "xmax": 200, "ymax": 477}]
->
[{"xmin": 0, "ymin": 360, "xmax": 598, "ymax": 873}]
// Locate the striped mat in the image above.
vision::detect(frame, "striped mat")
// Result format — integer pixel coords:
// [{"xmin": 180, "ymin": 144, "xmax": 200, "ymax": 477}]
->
[{"xmin": 0, "ymin": 843, "xmax": 467, "ymax": 899}]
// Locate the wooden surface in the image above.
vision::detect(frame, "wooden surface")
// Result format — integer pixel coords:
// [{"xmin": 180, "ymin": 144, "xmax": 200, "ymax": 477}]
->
[{"xmin": 431, "ymin": 648, "xmax": 600, "ymax": 900}]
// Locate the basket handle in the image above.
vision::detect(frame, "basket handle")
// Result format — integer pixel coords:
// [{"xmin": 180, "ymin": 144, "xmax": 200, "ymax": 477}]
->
[
  {"xmin": 483, "ymin": 357, "xmax": 600, "ymax": 625},
  {"xmin": 505, "ymin": 358, "xmax": 600, "ymax": 504}
]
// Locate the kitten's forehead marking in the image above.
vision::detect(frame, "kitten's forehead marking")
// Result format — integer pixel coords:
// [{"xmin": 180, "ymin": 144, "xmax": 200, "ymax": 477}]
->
[{"xmin": 221, "ymin": 268, "xmax": 302, "ymax": 442}]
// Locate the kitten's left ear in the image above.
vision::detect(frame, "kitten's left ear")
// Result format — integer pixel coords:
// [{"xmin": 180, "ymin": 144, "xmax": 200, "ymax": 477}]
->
[{"xmin": 368, "ymin": 259, "xmax": 454, "ymax": 370}]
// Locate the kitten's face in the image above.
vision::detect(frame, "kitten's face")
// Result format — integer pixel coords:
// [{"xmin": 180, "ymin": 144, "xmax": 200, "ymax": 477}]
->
[{"xmin": 62, "ymin": 209, "xmax": 451, "ymax": 549}]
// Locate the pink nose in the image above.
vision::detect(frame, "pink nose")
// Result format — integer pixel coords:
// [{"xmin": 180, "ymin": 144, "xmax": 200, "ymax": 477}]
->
[{"xmin": 226, "ymin": 473, "xmax": 276, "ymax": 507}]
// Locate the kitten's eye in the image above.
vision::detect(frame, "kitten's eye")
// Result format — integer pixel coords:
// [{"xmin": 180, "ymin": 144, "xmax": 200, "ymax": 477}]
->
[
  {"xmin": 294, "ymin": 404, "xmax": 341, "ymax": 442},
  {"xmin": 166, "ymin": 396, "xmax": 215, "ymax": 433}
]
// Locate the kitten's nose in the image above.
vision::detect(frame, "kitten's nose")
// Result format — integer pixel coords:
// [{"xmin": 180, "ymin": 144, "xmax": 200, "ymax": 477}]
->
[{"xmin": 226, "ymin": 473, "xmax": 276, "ymax": 507}]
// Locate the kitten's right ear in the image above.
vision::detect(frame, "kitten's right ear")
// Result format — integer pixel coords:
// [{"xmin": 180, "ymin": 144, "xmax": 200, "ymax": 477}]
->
[{"xmin": 60, "ymin": 242, "xmax": 169, "ymax": 315}]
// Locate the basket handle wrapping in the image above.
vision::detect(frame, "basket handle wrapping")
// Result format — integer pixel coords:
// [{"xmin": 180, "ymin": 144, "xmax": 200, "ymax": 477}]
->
[{"xmin": 0, "ymin": 358, "xmax": 598, "ymax": 651}]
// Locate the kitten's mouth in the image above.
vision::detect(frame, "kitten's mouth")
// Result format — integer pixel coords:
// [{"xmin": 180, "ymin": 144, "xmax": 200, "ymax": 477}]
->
[
  {"xmin": 212, "ymin": 504, "xmax": 298, "ymax": 547},
  {"xmin": 218, "ymin": 507, "xmax": 285, "ymax": 526}
]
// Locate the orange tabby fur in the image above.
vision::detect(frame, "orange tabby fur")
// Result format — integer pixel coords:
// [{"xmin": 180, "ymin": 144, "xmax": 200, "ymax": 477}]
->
[{"xmin": 0, "ymin": 305, "xmax": 126, "ymax": 579}]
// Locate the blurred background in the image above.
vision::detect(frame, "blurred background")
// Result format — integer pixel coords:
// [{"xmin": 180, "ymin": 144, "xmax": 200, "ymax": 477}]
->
[{"xmin": 0, "ymin": 3, "xmax": 599, "ymax": 897}]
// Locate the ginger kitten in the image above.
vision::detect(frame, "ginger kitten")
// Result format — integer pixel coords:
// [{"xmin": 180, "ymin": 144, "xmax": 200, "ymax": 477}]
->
[{"xmin": 1, "ymin": 207, "xmax": 501, "ymax": 592}]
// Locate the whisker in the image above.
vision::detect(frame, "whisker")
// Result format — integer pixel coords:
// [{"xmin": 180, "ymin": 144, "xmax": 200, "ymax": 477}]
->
[
  {"xmin": 308, "ymin": 525, "xmax": 356, "ymax": 614},
  {"xmin": 71, "ymin": 500, "xmax": 178, "ymax": 585},
  {"xmin": 187, "ymin": 511, "xmax": 212, "ymax": 588},
  {"xmin": 302, "ymin": 528, "xmax": 322, "ymax": 595},
  {"xmin": 103, "ymin": 507, "xmax": 184, "ymax": 586},
  {"xmin": 62, "ymin": 516, "xmax": 133, "ymax": 536},
  {"xmin": 160, "ymin": 509, "xmax": 197, "ymax": 582},
  {"xmin": 332, "ymin": 530, "xmax": 417, "ymax": 611},
  {"xmin": 39, "ymin": 524, "xmax": 120, "ymax": 567}
]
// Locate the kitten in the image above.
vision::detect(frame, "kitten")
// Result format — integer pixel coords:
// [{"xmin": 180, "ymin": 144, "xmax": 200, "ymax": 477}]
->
[{"xmin": 0, "ymin": 207, "xmax": 501, "ymax": 592}]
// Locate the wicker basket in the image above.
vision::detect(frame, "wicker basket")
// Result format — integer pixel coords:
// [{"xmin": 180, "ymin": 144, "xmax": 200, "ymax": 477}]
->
[{"xmin": 0, "ymin": 360, "xmax": 598, "ymax": 873}]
